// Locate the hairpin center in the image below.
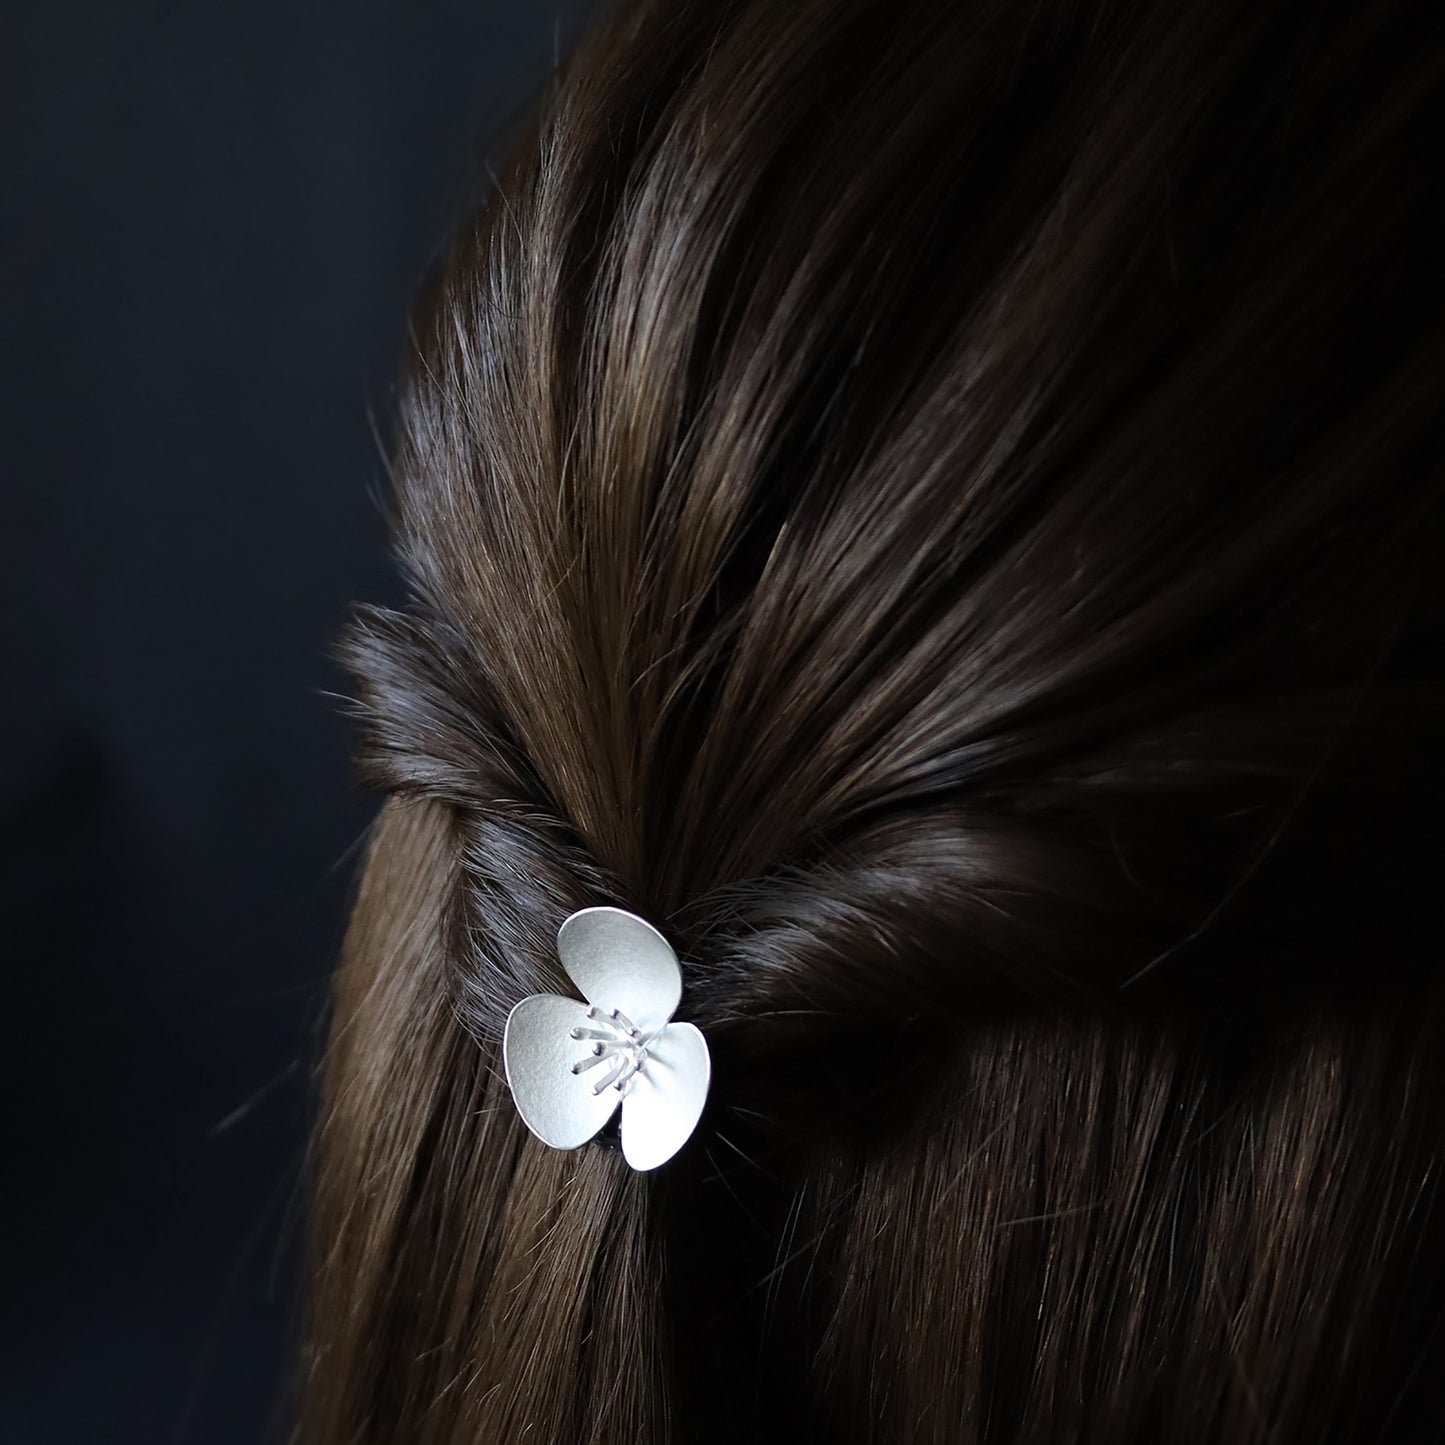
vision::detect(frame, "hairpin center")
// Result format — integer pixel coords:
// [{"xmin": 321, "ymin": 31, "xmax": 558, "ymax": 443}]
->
[{"xmin": 568, "ymin": 1006, "xmax": 649, "ymax": 1094}]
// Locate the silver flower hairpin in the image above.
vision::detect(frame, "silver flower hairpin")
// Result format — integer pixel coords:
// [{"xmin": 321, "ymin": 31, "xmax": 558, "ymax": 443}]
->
[{"xmin": 502, "ymin": 906, "xmax": 711, "ymax": 1171}]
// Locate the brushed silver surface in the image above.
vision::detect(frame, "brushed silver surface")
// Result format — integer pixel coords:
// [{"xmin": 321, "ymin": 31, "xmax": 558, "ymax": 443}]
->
[
  {"xmin": 619, "ymin": 1021, "xmax": 711, "ymax": 1171},
  {"xmin": 502, "ymin": 994, "xmax": 622, "ymax": 1148},
  {"xmin": 556, "ymin": 905, "xmax": 681, "ymax": 1035}
]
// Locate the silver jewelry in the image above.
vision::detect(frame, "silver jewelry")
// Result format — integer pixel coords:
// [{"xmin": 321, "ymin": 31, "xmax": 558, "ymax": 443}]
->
[{"xmin": 502, "ymin": 906, "xmax": 711, "ymax": 1171}]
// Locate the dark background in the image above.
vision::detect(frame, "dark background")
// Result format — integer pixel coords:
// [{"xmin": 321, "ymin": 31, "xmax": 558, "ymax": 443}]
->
[{"xmin": 3, "ymin": 4, "xmax": 596, "ymax": 1441}]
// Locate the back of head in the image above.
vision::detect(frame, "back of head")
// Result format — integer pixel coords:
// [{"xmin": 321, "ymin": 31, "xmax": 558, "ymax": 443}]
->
[{"xmin": 302, "ymin": 0, "xmax": 1445, "ymax": 1440}]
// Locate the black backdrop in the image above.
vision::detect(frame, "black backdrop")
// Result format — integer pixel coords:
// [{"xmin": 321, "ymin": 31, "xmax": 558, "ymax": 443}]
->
[{"xmin": 3, "ymin": 4, "xmax": 596, "ymax": 1441}]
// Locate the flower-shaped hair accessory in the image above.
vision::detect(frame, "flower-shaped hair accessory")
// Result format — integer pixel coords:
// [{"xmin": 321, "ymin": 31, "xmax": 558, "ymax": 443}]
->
[{"xmin": 502, "ymin": 906, "xmax": 711, "ymax": 1171}]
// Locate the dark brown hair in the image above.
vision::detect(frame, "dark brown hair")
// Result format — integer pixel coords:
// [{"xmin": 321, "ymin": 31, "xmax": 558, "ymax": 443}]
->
[{"xmin": 301, "ymin": 0, "xmax": 1445, "ymax": 1440}]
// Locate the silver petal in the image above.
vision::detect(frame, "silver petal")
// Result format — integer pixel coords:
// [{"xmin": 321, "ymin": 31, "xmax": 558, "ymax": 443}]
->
[
  {"xmin": 556, "ymin": 906, "xmax": 682, "ymax": 1035},
  {"xmin": 619, "ymin": 1021, "xmax": 711, "ymax": 1171},
  {"xmin": 502, "ymin": 993, "xmax": 623, "ymax": 1149}
]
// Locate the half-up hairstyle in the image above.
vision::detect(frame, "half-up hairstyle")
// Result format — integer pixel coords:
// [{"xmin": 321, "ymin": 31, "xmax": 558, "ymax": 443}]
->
[{"xmin": 301, "ymin": 0, "xmax": 1445, "ymax": 1440}]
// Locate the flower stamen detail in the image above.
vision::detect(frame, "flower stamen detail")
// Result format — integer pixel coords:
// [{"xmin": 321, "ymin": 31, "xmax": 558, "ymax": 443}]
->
[{"xmin": 568, "ymin": 1008, "xmax": 649, "ymax": 1093}]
